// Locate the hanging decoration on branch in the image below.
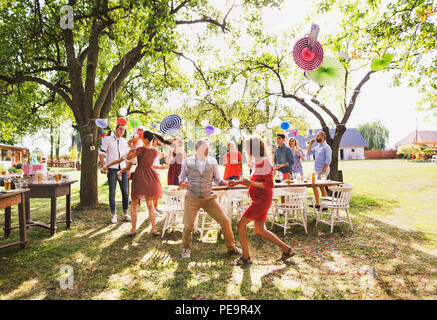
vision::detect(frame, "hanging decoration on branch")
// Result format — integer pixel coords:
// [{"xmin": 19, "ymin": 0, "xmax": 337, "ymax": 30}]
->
[
  {"xmin": 292, "ymin": 130, "xmax": 298, "ymax": 137},
  {"xmin": 307, "ymin": 56, "xmax": 346, "ymax": 86},
  {"xmin": 95, "ymin": 119, "xmax": 108, "ymax": 129},
  {"xmin": 230, "ymin": 127, "xmax": 240, "ymax": 137},
  {"xmin": 130, "ymin": 119, "xmax": 139, "ymax": 129},
  {"xmin": 271, "ymin": 117, "xmax": 282, "ymax": 127},
  {"xmin": 281, "ymin": 121, "xmax": 290, "ymax": 130},
  {"xmin": 205, "ymin": 125, "xmax": 215, "ymax": 135},
  {"xmin": 119, "ymin": 107, "xmax": 128, "ymax": 117},
  {"xmin": 370, "ymin": 53, "xmax": 394, "ymax": 71},
  {"xmin": 117, "ymin": 118, "xmax": 127, "ymax": 126},
  {"xmin": 232, "ymin": 118, "xmax": 240, "ymax": 128},
  {"xmin": 256, "ymin": 124, "xmax": 266, "ymax": 133},
  {"xmin": 201, "ymin": 119, "xmax": 209, "ymax": 127},
  {"xmin": 160, "ymin": 114, "xmax": 182, "ymax": 135},
  {"xmin": 293, "ymin": 24, "xmax": 324, "ymax": 71}
]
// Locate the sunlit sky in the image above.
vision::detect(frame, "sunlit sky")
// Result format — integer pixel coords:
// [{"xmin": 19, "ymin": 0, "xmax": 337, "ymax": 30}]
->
[{"xmin": 22, "ymin": 0, "xmax": 436, "ymax": 154}]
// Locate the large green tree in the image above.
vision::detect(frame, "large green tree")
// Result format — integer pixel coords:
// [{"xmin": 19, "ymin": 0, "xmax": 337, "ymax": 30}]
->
[
  {"xmin": 357, "ymin": 120, "xmax": 389, "ymax": 150},
  {"xmin": 232, "ymin": 0, "xmax": 436, "ymax": 180},
  {"xmin": 0, "ymin": 0, "xmax": 278, "ymax": 207}
]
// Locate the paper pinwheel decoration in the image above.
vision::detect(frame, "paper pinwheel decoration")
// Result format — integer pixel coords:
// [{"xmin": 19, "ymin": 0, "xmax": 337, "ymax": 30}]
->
[
  {"xmin": 160, "ymin": 114, "xmax": 182, "ymax": 135},
  {"xmin": 370, "ymin": 53, "xmax": 394, "ymax": 71},
  {"xmin": 307, "ymin": 56, "xmax": 346, "ymax": 86}
]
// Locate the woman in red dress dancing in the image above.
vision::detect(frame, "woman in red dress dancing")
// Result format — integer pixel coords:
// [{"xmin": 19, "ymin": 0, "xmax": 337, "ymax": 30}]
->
[
  {"xmin": 166, "ymin": 137, "xmax": 185, "ymax": 186},
  {"xmin": 126, "ymin": 130, "xmax": 172, "ymax": 236},
  {"xmin": 229, "ymin": 136, "xmax": 295, "ymax": 265}
]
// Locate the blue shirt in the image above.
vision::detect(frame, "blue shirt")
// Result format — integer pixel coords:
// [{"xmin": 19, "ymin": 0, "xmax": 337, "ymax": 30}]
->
[
  {"xmin": 274, "ymin": 145, "xmax": 294, "ymax": 174},
  {"xmin": 309, "ymin": 141, "xmax": 332, "ymax": 171}
]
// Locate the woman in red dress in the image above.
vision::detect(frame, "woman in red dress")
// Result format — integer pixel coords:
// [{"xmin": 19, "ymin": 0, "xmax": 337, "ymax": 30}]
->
[
  {"xmin": 229, "ymin": 136, "xmax": 295, "ymax": 265},
  {"xmin": 223, "ymin": 141, "xmax": 242, "ymax": 181},
  {"xmin": 126, "ymin": 130, "xmax": 171, "ymax": 236},
  {"xmin": 166, "ymin": 137, "xmax": 185, "ymax": 185}
]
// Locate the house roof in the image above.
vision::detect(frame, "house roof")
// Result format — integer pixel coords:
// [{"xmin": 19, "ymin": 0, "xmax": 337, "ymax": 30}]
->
[
  {"xmin": 395, "ymin": 130, "xmax": 437, "ymax": 147},
  {"xmin": 0, "ymin": 144, "xmax": 29, "ymax": 152},
  {"xmin": 294, "ymin": 128, "xmax": 368, "ymax": 148}
]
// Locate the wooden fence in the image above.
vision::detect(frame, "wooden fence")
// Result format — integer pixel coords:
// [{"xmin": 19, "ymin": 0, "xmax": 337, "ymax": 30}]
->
[{"xmin": 364, "ymin": 149, "xmax": 398, "ymax": 159}]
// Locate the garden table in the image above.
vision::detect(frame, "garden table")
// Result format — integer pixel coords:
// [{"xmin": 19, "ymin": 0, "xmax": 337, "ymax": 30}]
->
[
  {"xmin": 0, "ymin": 189, "xmax": 29, "ymax": 250},
  {"xmin": 23, "ymin": 179, "xmax": 78, "ymax": 236}
]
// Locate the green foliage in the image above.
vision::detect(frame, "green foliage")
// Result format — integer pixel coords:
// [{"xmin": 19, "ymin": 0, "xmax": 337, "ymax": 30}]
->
[
  {"xmin": 397, "ymin": 144, "xmax": 421, "ymax": 157},
  {"xmin": 357, "ymin": 121, "xmax": 389, "ymax": 150}
]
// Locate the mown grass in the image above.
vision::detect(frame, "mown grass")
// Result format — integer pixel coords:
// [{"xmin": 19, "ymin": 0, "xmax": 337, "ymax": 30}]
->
[{"xmin": 0, "ymin": 159, "xmax": 436, "ymax": 300}]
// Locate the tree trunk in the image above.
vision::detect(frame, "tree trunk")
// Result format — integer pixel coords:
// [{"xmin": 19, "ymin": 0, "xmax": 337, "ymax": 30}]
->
[
  {"xmin": 56, "ymin": 129, "xmax": 60, "ymax": 160},
  {"xmin": 327, "ymin": 124, "xmax": 346, "ymax": 181},
  {"xmin": 78, "ymin": 126, "xmax": 99, "ymax": 208}
]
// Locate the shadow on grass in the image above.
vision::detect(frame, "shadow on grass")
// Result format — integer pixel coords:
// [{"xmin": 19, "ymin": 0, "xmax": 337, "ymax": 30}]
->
[{"xmin": 0, "ymin": 193, "xmax": 436, "ymax": 299}]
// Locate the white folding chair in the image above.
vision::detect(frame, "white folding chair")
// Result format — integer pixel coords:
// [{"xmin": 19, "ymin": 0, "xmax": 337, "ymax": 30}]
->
[
  {"xmin": 431, "ymin": 155, "xmax": 437, "ymax": 163},
  {"xmin": 195, "ymin": 191, "xmax": 227, "ymax": 238},
  {"xmin": 161, "ymin": 190, "xmax": 186, "ymax": 238},
  {"xmin": 316, "ymin": 183, "xmax": 353, "ymax": 233},
  {"xmin": 270, "ymin": 187, "xmax": 307, "ymax": 235}
]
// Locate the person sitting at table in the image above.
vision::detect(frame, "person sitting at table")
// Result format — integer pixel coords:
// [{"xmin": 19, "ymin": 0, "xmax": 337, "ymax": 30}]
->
[
  {"xmin": 228, "ymin": 136, "xmax": 295, "ymax": 265},
  {"xmin": 178, "ymin": 138, "xmax": 242, "ymax": 259},
  {"xmin": 223, "ymin": 141, "xmax": 243, "ymax": 181},
  {"xmin": 307, "ymin": 131, "xmax": 332, "ymax": 210},
  {"xmin": 288, "ymin": 137, "xmax": 304, "ymax": 176},
  {"xmin": 274, "ymin": 134, "xmax": 294, "ymax": 180}
]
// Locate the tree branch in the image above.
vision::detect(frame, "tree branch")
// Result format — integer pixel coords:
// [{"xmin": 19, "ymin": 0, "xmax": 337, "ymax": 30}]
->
[{"xmin": 173, "ymin": 51, "xmax": 210, "ymax": 89}]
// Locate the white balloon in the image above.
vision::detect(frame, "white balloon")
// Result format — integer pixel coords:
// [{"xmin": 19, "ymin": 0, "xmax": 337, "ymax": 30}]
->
[
  {"xmin": 230, "ymin": 127, "xmax": 240, "ymax": 137},
  {"xmin": 256, "ymin": 124, "xmax": 266, "ymax": 132},
  {"xmin": 267, "ymin": 122, "xmax": 273, "ymax": 129},
  {"xmin": 215, "ymin": 128, "xmax": 221, "ymax": 135},
  {"xmin": 272, "ymin": 117, "xmax": 281, "ymax": 126},
  {"xmin": 201, "ymin": 119, "xmax": 209, "ymax": 127},
  {"xmin": 225, "ymin": 134, "xmax": 231, "ymax": 141},
  {"xmin": 232, "ymin": 118, "xmax": 240, "ymax": 128},
  {"xmin": 119, "ymin": 108, "xmax": 128, "ymax": 117}
]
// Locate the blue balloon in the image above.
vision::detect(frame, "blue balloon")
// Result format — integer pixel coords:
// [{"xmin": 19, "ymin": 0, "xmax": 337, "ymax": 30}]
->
[{"xmin": 281, "ymin": 122, "xmax": 290, "ymax": 130}]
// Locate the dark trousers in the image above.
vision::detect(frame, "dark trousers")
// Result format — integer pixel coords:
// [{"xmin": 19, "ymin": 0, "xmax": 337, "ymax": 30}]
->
[{"xmin": 107, "ymin": 168, "xmax": 129, "ymax": 213}]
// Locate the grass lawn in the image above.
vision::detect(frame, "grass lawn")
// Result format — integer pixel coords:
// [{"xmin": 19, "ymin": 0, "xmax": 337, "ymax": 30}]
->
[{"xmin": 0, "ymin": 159, "xmax": 436, "ymax": 300}]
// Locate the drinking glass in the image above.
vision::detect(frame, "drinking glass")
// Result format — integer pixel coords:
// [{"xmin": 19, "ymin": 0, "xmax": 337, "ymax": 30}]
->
[
  {"xmin": 320, "ymin": 172, "xmax": 328, "ymax": 181},
  {"xmin": 4, "ymin": 178, "xmax": 11, "ymax": 190}
]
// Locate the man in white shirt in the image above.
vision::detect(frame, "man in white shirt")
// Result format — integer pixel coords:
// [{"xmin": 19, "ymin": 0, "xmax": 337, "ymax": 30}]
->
[
  {"xmin": 99, "ymin": 123, "xmax": 131, "ymax": 223},
  {"xmin": 178, "ymin": 138, "xmax": 242, "ymax": 259}
]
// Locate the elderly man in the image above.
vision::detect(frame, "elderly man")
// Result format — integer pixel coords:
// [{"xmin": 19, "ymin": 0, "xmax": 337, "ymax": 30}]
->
[
  {"xmin": 178, "ymin": 138, "xmax": 242, "ymax": 259},
  {"xmin": 307, "ymin": 131, "xmax": 332, "ymax": 210}
]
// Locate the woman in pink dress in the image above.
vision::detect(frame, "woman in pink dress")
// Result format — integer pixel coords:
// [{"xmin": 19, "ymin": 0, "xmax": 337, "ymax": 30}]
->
[
  {"xmin": 126, "ymin": 130, "xmax": 171, "ymax": 236},
  {"xmin": 229, "ymin": 136, "xmax": 295, "ymax": 265}
]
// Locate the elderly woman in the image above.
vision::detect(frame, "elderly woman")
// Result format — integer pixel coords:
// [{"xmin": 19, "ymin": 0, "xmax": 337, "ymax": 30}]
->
[
  {"xmin": 229, "ymin": 136, "xmax": 295, "ymax": 265},
  {"xmin": 223, "ymin": 141, "xmax": 243, "ymax": 181},
  {"xmin": 288, "ymin": 136, "xmax": 305, "ymax": 176}
]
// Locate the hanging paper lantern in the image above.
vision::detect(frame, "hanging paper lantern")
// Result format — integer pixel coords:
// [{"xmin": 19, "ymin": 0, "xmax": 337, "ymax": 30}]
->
[
  {"xmin": 95, "ymin": 119, "xmax": 108, "ymax": 129},
  {"xmin": 117, "ymin": 117, "xmax": 127, "ymax": 126},
  {"xmin": 292, "ymin": 37, "xmax": 324, "ymax": 71},
  {"xmin": 281, "ymin": 122, "xmax": 290, "ymax": 130},
  {"xmin": 130, "ymin": 119, "xmax": 139, "ymax": 129},
  {"xmin": 160, "ymin": 114, "xmax": 181, "ymax": 134},
  {"xmin": 205, "ymin": 125, "xmax": 215, "ymax": 135},
  {"xmin": 370, "ymin": 53, "xmax": 394, "ymax": 71},
  {"xmin": 272, "ymin": 117, "xmax": 281, "ymax": 127},
  {"xmin": 307, "ymin": 56, "xmax": 346, "ymax": 86},
  {"xmin": 119, "ymin": 107, "xmax": 128, "ymax": 117},
  {"xmin": 200, "ymin": 119, "xmax": 209, "ymax": 127},
  {"xmin": 230, "ymin": 127, "xmax": 240, "ymax": 137},
  {"xmin": 232, "ymin": 118, "xmax": 240, "ymax": 128}
]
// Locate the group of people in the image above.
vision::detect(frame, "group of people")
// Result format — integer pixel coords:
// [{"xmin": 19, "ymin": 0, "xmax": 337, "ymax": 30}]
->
[{"xmin": 98, "ymin": 123, "xmax": 332, "ymax": 265}]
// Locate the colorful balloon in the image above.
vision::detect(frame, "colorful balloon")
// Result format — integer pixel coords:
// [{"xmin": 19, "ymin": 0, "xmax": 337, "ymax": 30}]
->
[
  {"xmin": 232, "ymin": 118, "xmax": 240, "ymax": 128},
  {"xmin": 256, "ymin": 124, "xmax": 266, "ymax": 132},
  {"xmin": 281, "ymin": 122, "xmax": 290, "ymax": 130},
  {"xmin": 205, "ymin": 125, "xmax": 215, "ymax": 135}
]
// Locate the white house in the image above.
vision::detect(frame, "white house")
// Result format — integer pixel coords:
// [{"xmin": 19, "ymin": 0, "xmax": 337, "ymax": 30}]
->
[{"xmin": 295, "ymin": 128, "xmax": 368, "ymax": 160}]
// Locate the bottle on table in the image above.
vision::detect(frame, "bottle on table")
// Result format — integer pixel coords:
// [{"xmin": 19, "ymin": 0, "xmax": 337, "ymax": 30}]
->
[{"xmin": 312, "ymin": 172, "xmax": 315, "ymax": 185}]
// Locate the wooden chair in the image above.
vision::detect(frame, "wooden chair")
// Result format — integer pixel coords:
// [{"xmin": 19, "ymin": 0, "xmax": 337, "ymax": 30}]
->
[
  {"xmin": 195, "ymin": 191, "xmax": 228, "ymax": 238},
  {"xmin": 316, "ymin": 183, "xmax": 353, "ymax": 233},
  {"xmin": 270, "ymin": 187, "xmax": 307, "ymax": 235},
  {"xmin": 161, "ymin": 190, "xmax": 185, "ymax": 238}
]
